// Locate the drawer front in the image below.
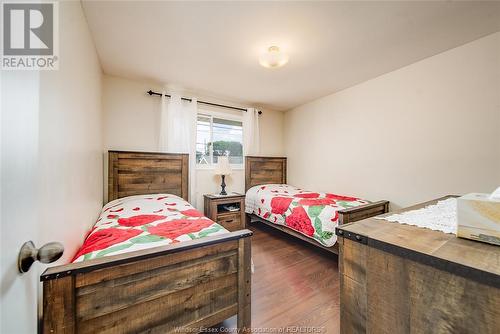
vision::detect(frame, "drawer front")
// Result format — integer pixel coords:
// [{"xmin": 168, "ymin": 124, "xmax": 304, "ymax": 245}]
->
[{"xmin": 217, "ymin": 213, "xmax": 242, "ymax": 231}]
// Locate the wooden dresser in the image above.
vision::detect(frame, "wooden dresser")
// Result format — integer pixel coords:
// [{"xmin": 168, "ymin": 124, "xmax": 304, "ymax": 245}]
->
[
  {"xmin": 204, "ymin": 193, "xmax": 246, "ymax": 231},
  {"xmin": 336, "ymin": 196, "xmax": 500, "ymax": 334}
]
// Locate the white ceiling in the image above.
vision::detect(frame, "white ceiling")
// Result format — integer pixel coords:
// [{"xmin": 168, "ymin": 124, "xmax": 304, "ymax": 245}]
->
[{"xmin": 82, "ymin": 1, "xmax": 500, "ymax": 111}]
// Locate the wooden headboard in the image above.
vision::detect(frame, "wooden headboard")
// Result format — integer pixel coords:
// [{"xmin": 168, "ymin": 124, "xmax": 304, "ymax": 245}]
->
[
  {"xmin": 108, "ymin": 150, "xmax": 189, "ymax": 202},
  {"xmin": 245, "ymin": 156, "xmax": 287, "ymax": 191}
]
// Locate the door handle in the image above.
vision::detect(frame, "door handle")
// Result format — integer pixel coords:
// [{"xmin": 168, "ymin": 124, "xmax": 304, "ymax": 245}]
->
[{"xmin": 18, "ymin": 241, "xmax": 64, "ymax": 273}]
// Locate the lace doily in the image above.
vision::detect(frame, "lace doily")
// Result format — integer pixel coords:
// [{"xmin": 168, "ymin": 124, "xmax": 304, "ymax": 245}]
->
[{"xmin": 376, "ymin": 198, "xmax": 457, "ymax": 234}]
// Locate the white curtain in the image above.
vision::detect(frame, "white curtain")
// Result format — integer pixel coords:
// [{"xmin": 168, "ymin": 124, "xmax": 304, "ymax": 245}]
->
[
  {"xmin": 243, "ymin": 108, "xmax": 260, "ymax": 156},
  {"xmin": 158, "ymin": 92, "xmax": 198, "ymax": 206},
  {"xmin": 158, "ymin": 91, "xmax": 169, "ymax": 151}
]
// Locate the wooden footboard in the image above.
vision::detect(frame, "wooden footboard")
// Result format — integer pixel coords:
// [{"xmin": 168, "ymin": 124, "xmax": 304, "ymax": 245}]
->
[
  {"xmin": 338, "ymin": 200, "xmax": 389, "ymax": 225},
  {"xmin": 41, "ymin": 230, "xmax": 252, "ymax": 333},
  {"xmin": 247, "ymin": 200, "xmax": 389, "ymax": 255}
]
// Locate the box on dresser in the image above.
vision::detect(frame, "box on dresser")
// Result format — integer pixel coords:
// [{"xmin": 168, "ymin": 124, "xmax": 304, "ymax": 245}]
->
[{"xmin": 457, "ymin": 192, "xmax": 500, "ymax": 246}]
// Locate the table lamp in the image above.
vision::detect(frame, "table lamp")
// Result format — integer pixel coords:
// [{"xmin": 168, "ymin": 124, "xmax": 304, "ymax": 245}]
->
[{"xmin": 214, "ymin": 156, "xmax": 232, "ymax": 195}]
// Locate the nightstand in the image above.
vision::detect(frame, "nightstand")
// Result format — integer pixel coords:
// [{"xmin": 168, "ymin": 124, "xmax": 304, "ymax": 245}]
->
[{"xmin": 204, "ymin": 193, "xmax": 246, "ymax": 231}]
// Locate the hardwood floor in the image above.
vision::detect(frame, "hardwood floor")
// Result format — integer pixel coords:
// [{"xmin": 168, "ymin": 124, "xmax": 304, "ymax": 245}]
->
[{"xmin": 215, "ymin": 222, "xmax": 340, "ymax": 333}]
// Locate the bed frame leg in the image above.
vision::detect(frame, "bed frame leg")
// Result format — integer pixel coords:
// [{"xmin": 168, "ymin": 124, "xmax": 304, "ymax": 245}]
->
[
  {"xmin": 245, "ymin": 213, "xmax": 252, "ymax": 228},
  {"xmin": 237, "ymin": 237, "xmax": 251, "ymax": 332},
  {"xmin": 43, "ymin": 275, "xmax": 75, "ymax": 334}
]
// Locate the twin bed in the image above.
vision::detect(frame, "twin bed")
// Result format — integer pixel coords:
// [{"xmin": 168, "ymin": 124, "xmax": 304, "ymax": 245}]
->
[
  {"xmin": 41, "ymin": 151, "xmax": 252, "ymax": 334},
  {"xmin": 244, "ymin": 156, "xmax": 389, "ymax": 254},
  {"xmin": 41, "ymin": 152, "xmax": 388, "ymax": 333}
]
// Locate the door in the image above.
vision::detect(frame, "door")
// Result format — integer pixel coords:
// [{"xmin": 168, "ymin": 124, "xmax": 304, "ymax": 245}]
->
[{"xmin": 1, "ymin": 71, "xmax": 42, "ymax": 333}]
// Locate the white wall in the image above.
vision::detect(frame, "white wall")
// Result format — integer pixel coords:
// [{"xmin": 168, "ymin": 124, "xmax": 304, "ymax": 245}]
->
[
  {"xmin": 37, "ymin": 0, "xmax": 103, "ymax": 265},
  {"xmin": 0, "ymin": 2, "xmax": 103, "ymax": 332},
  {"xmin": 284, "ymin": 32, "xmax": 500, "ymax": 209},
  {"xmin": 102, "ymin": 74, "xmax": 285, "ymax": 209}
]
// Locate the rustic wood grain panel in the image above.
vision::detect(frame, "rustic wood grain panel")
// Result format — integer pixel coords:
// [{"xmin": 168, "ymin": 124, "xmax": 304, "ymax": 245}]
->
[
  {"xmin": 43, "ymin": 276, "xmax": 75, "ymax": 334},
  {"xmin": 118, "ymin": 182, "xmax": 182, "ymax": 193},
  {"xmin": 114, "ymin": 152, "xmax": 187, "ymax": 160},
  {"xmin": 408, "ymin": 261, "xmax": 500, "ymax": 334},
  {"xmin": 366, "ymin": 247, "xmax": 410, "ymax": 333},
  {"xmin": 250, "ymin": 176, "xmax": 284, "ymax": 186},
  {"xmin": 341, "ymin": 238, "xmax": 366, "ymax": 284},
  {"xmin": 75, "ymin": 241, "xmax": 238, "ymax": 287},
  {"xmin": 117, "ymin": 158, "xmax": 182, "ymax": 170},
  {"xmin": 219, "ymin": 214, "xmax": 242, "ymax": 231},
  {"xmin": 338, "ymin": 237, "xmax": 344, "ymax": 274},
  {"xmin": 118, "ymin": 174, "xmax": 181, "ymax": 187},
  {"xmin": 431, "ymin": 236, "xmax": 500, "ymax": 277},
  {"xmin": 117, "ymin": 189, "xmax": 183, "ymax": 199},
  {"xmin": 76, "ymin": 252, "xmax": 238, "ymax": 321},
  {"xmin": 245, "ymin": 156, "xmax": 286, "ymax": 191},
  {"xmin": 339, "ymin": 238, "xmax": 367, "ymax": 334},
  {"xmin": 108, "ymin": 151, "xmax": 189, "ymax": 202},
  {"xmin": 108, "ymin": 152, "xmax": 118, "ymax": 202},
  {"xmin": 370, "ymin": 222, "xmax": 451, "ymax": 255},
  {"xmin": 118, "ymin": 184, "xmax": 182, "ymax": 194},
  {"xmin": 117, "ymin": 165, "xmax": 182, "ymax": 174},
  {"xmin": 338, "ymin": 200, "xmax": 389, "ymax": 225},
  {"xmin": 340, "ymin": 275, "xmax": 366, "ymax": 334},
  {"xmin": 251, "ymin": 170, "xmax": 283, "ymax": 178},
  {"xmin": 238, "ymin": 238, "xmax": 251, "ymax": 330},
  {"xmin": 177, "ymin": 305, "xmax": 238, "ymax": 334},
  {"xmin": 253, "ymin": 161, "xmax": 283, "ymax": 170},
  {"xmin": 78, "ymin": 274, "xmax": 238, "ymax": 334},
  {"xmin": 117, "ymin": 173, "xmax": 181, "ymax": 183}
]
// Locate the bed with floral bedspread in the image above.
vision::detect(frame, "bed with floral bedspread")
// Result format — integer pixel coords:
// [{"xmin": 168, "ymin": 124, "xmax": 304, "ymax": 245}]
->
[
  {"xmin": 72, "ymin": 194, "xmax": 228, "ymax": 262},
  {"xmin": 245, "ymin": 184, "xmax": 370, "ymax": 247}
]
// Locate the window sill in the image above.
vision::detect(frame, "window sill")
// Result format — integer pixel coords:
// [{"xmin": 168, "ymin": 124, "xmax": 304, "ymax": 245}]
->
[{"xmin": 196, "ymin": 165, "xmax": 244, "ymax": 171}]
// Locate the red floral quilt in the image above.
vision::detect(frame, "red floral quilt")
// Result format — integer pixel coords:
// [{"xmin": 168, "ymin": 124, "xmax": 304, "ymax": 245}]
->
[
  {"xmin": 245, "ymin": 184, "xmax": 370, "ymax": 247},
  {"xmin": 72, "ymin": 194, "xmax": 228, "ymax": 262}
]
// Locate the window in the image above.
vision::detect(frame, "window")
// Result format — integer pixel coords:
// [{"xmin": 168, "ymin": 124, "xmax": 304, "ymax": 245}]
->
[{"xmin": 196, "ymin": 113, "xmax": 243, "ymax": 167}]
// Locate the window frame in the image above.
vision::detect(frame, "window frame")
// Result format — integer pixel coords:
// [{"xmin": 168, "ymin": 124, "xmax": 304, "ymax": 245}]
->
[{"xmin": 195, "ymin": 109, "xmax": 244, "ymax": 170}]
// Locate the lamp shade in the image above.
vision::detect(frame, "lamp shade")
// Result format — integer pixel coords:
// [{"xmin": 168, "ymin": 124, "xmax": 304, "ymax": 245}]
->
[{"xmin": 214, "ymin": 156, "xmax": 232, "ymax": 175}]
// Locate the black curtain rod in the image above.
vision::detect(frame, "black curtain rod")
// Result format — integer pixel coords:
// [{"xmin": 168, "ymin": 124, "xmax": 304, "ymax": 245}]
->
[{"xmin": 147, "ymin": 90, "xmax": 262, "ymax": 115}]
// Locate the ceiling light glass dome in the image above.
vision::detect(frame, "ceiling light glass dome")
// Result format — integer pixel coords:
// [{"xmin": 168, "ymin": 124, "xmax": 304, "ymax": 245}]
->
[{"xmin": 259, "ymin": 46, "xmax": 289, "ymax": 68}]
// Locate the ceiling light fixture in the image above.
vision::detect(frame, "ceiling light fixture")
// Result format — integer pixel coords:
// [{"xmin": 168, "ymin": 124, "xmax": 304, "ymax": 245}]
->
[{"xmin": 259, "ymin": 46, "xmax": 289, "ymax": 69}]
